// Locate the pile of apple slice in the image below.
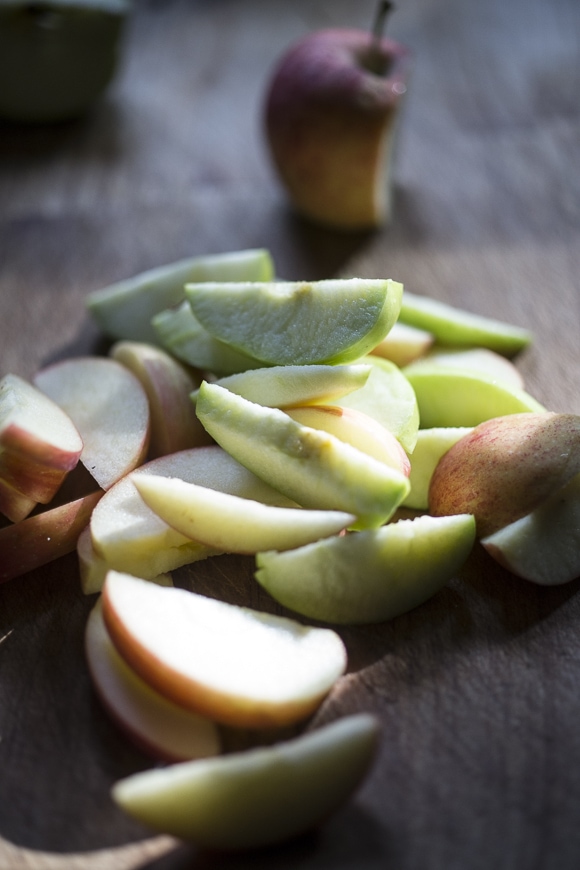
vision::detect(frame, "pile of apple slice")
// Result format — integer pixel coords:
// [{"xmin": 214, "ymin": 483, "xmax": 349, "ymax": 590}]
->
[{"xmin": 3, "ymin": 245, "xmax": 580, "ymax": 850}]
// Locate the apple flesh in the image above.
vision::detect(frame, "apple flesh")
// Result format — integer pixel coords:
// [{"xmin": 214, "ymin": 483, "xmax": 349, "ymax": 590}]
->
[
  {"xmin": 86, "ymin": 601, "xmax": 221, "ymax": 762},
  {"xmin": 264, "ymin": 26, "xmax": 412, "ymax": 230},
  {"xmin": 403, "ymin": 427, "xmax": 472, "ymax": 511},
  {"xmin": 429, "ymin": 413, "xmax": 580, "ymax": 537},
  {"xmin": 112, "ymin": 713, "xmax": 378, "ymax": 851},
  {"xmin": 371, "ymin": 321, "xmax": 434, "ymax": 367},
  {"xmin": 256, "ymin": 514, "xmax": 475, "ymax": 624},
  {"xmin": 412, "ymin": 347, "xmax": 525, "ymax": 390},
  {"xmin": 185, "ymin": 278, "xmax": 403, "ymax": 366},
  {"xmin": 102, "ymin": 571, "xmax": 348, "ymax": 729},
  {"xmin": 34, "ymin": 357, "xmax": 150, "ymax": 491},
  {"xmin": 76, "ymin": 525, "xmax": 172, "ymax": 595}
]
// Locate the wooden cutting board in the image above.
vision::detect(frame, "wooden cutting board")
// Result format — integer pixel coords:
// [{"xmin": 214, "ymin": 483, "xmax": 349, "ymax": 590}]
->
[{"xmin": 1, "ymin": 1, "xmax": 579, "ymax": 868}]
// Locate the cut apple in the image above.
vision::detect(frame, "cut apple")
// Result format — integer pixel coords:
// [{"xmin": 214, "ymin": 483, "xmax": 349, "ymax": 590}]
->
[
  {"xmin": 133, "ymin": 475, "xmax": 354, "ymax": 554},
  {"xmin": 403, "ymin": 427, "xmax": 472, "ymax": 511},
  {"xmin": 0, "ymin": 477, "xmax": 39, "ymax": 525},
  {"xmin": 196, "ymin": 383, "xmax": 410, "ymax": 529},
  {"xmin": 0, "ymin": 490, "xmax": 102, "ymax": 583},
  {"xmin": 34, "ymin": 357, "xmax": 150, "ymax": 491},
  {"xmin": 185, "ymin": 278, "xmax": 403, "ymax": 366},
  {"xmin": 399, "ymin": 291, "xmax": 532, "ymax": 357},
  {"xmin": 86, "ymin": 601, "xmax": 221, "ymax": 762},
  {"xmin": 109, "ymin": 340, "xmax": 210, "ymax": 458},
  {"xmin": 256, "ymin": 514, "xmax": 475, "ymax": 624},
  {"xmin": 102, "ymin": 571, "xmax": 348, "ymax": 728},
  {"xmin": 371, "ymin": 321, "xmax": 434, "ymax": 367},
  {"xmin": 481, "ymin": 472, "xmax": 580, "ymax": 585},
  {"xmin": 86, "ymin": 248, "xmax": 274, "ymax": 343},
  {"xmin": 429, "ymin": 413, "xmax": 580, "ymax": 536},
  {"xmin": 89, "ymin": 446, "xmax": 297, "ymax": 578},
  {"xmin": 403, "ymin": 364, "xmax": 545, "ymax": 429},
  {"xmin": 411, "ymin": 347, "xmax": 525, "ymax": 390},
  {"xmin": 112, "ymin": 713, "xmax": 378, "ymax": 850},
  {"xmin": 77, "ymin": 525, "xmax": 173, "ymax": 595},
  {"xmin": 192, "ymin": 363, "xmax": 372, "ymax": 409}
]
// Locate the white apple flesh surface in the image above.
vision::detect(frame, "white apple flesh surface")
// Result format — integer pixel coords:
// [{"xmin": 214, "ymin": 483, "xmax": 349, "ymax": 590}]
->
[
  {"xmin": 371, "ymin": 321, "xmax": 434, "ymax": 367},
  {"xmin": 86, "ymin": 601, "xmax": 221, "ymax": 762},
  {"xmin": 481, "ymin": 472, "xmax": 580, "ymax": 586},
  {"xmin": 264, "ymin": 26, "xmax": 412, "ymax": 230},
  {"xmin": 101, "ymin": 571, "xmax": 348, "ymax": 729},
  {"xmin": 112, "ymin": 713, "xmax": 379, "ymax": 851},
  {"xmin": 133, "ymin": 475, "xmax": 355, "ymax": 554},
  {"xmin": 256, "ymin": 514, "xmax": 475, "ymax": 624},
  {"xmin": 76, "ymin": 525, "xmax": 173, "ymax": 595},
  {"xmin": 195, "ymin": 382, "xmax": 410, "ymax": 529},
  {"xmin": 34, "ymin": 357, "xmax": 150, "ymax": 491},
  {"xmin": 429, "ymin": 413, "xmax": 580, "ymax": 537}
]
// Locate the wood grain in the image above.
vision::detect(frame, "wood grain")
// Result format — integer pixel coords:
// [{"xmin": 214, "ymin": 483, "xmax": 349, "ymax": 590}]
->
[{"xmin": 1, "ymin": 0, "xmax": 580, "ymax": 867}]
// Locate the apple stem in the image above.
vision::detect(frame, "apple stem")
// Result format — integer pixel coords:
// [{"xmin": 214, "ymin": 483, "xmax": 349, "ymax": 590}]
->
[{"xmin": 369, "ymin": 1, "xmax": 395, "ymax": 74}]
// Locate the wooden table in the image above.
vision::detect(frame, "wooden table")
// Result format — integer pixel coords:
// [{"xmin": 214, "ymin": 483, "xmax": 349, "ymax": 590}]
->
[{"xmin": 1, "ymin": 0, "xmax": 579, "ymax": 867}]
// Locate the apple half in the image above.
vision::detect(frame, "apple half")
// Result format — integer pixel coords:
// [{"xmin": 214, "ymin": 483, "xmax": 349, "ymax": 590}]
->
[
  {"xmin": 101, "ymin": 571, "xmax": 348, "ymax": 729},
  {"xmin": 112, "ymin": 713, "xmax": 379, "ymax": 850}
]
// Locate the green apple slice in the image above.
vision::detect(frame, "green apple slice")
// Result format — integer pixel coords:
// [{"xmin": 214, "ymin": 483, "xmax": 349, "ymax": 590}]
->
[
  {"xmin": 403, "ymin": 364, "xmax": 545, "ymax": 428},
  {"xmin": 153, "ymin": 301, "xmax": 264, "ymax": 375},
  {"xmin": 404, "ymin": 427, "xmax": 472, "ymax": 510},
  {"xmin": 255, "ymin": 514, "xmax": 476, "ymax": 624},
  {"xmin": 191, "ymin": 363, "xmax": 371, "ymax": 409},
  {"xmin": 195, "ymin": 383, "xmax": 410, "ymax": 529},
  {"xmin": 87, "ymin": 248, "xmax": 274, "ymax": 343},
  {"xmin": 185, "ymin": 278, "xmax": 403, "ymax": 366},
  {"xmin": 133, "ymin": 476, "xmax": 355, "ymax": 554},
  {"xmin": 481, "ymin": 472, "xmax": 580, "ymax": 586},
  {"xmin": 332, "ymin": 355, "xmax": 419, "ymax": 454},
  {"xmin": 371, "ymin": 321, "xmax": 434, "ymax": 367},
  {"xmin": 399, "ymin": 291, "xmax": 532, "ymax": 356},
  {"xmin": 112, "ymin": 713, "xmax": 379, "ymax": 850}
]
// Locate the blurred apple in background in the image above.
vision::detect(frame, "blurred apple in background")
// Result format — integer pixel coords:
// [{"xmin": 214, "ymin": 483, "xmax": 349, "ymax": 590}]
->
[
  {"xmin": 0, "ymin": 0, "xmax": 130, "ymax": 123},
  {"xmin": 264, "ymin": 2, "xmax": 411, "ymax": 230}
]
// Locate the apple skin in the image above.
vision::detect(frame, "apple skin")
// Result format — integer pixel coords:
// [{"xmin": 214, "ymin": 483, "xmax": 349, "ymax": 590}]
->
[
  {"xmin": 264, "ymin": 28, "xmax": 411, "ymax": 230},
  {"xmin": 429, "ymin": 413, "xmax": 580, "ymax": 537}
]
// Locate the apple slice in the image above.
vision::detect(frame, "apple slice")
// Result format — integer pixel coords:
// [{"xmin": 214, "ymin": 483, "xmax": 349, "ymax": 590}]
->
[
  {"xmin": 86, "ymin": 601, "xmax": 221, "ymax": 762},
  {"xmin": 256, "ymin": 514, "xmax": 475, "ymax": 624},
  {"xmin": 429, "ymin": 413, "xmax": 580, "ymax": 536},
  {"xmin": 109, "ymin": 340, "xmax": 210, "ymax": 458},
  {"xmin": 77, "ymin": 525, "xmax": 173, "ymax": 595},
  {"xmin": 332, "ymin": 355, "xmax": 419, "ymax": 454},
  {"xmin": 412, "ymin": 347, "xmax": 525, "ymax": 390},
  {"xmin": 133, "ymin": 475, "xmax": 354, "ymax": 554},
  {"xmin": 286, "ymin": 405, "xmax": 411, "ymax": 475},
  {"xmin": 399, "ymin": 291, "xmax": 533, "ymax": 357},
  {"xmin": 89, "ymin": 446, "xmax": 297, "ymax": 578},
  {"xmin": 0, "ymin": 477, "xmax": 39, "ymax": 524},
  {"xmin": 102, "ymin": 571, "xmax": 348, "ymax": 728},
  {"xmin": 481, "ymin": 472, "xmax": 580, "ymax": 586},
  {"xmin": 185, "ymin": 278, "xmax": 403, "ymax": 366},
  {"xmin": 371, "ymin": 321, "xmax": 434, "ymax": 367},
  {"xmin": 192, "ymin": 363, "xmax": 371, "ymax": 409},
  {"xmin": 86, "ymin": 248, "xmax": 274, "ymax": 343},
  {"xmin": 196, "ymin": 382, "xmax": 410, "ymax": 529},
  {"xmin": 0, "ymin": 490, "xmax": 102, "ymax": 583},
  {"xmin": 34, "ymin": 357, "xmax": 150, "ymax": 490},
  {"xmin": 152, "ymin": 301, "xmax": 263, "ymax": 375},
  {"xmin": 112, "ymin": 713, "xmax": 378, "ymax": 850},
  {"xmin": 403, "ymin": 427, "xmax": 472, "ymax": 511},
  {"xmin": 403, "ymin": 364, "xmax": 545, "ymax": 428}
]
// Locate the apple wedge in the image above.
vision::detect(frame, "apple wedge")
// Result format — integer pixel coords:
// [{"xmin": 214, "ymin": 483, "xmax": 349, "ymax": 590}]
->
[
  {"xmin": 196, "ymin": 382, "xmax": 410, "ymax": 529},
  {"xmin": 417, "ymin": 347, "xmax": 525, "ymax": 390},
  {"xmin": 109, "ymin": 340, "xmax": 210, "ymax": 458},
  {"xmin": 256, "ymin": 514, "xmax": 475, "ymax": 624},
  {"xmin": 133, "ymin": 475, "xmax": 354, "ymax": 554},
  {"xmin": 191, "ymin": 363, "xmax": 371, "ymax": 409},
  {"xmin": 403, "ymin": 364, "xmax": 545, "ymax": 429},
  {"xmin": 0, "ymin": 477, "xmax": 38, "ymax": 524},
  {"xmin": 481, "ymin": 472, "xmax": 580, "ymax": 586},
  {"xmin": 89, "ymin": 446, "xmax": 297, "ymax": 578},
  {"xmin": 185, "ymin": 278, "xmax": 403, "ymax": 366},
  {"xmin": 429, "ymin": 413, "xmax": 580, "ymax": 536},
  {"xmin": 102, "ymin": 571, "xmax": 348, "ymax": 728},
  {"xmin": 112, "ymin": 713, "xmax": 378, "ymax": 850},
  {"xmin": 371, "ymin": 321, "xmax": 434, "ymax": 367},
  {"xmin": 399, "ymin": 291, "xmax": 533, "ymax": 357},
  {"xmin": 403, "ymin": 427, "xmax": 472, "ymax": 511},
  {"xmin": 34, "ymin": 357, "xmax": 150, "ymax": 491},
  {"xmin": 77, "ymin": 526, "xmax": 173, "ymax": 595},
  {"xmin": 86, "ymin": 601, "xmax": 221, "ymax": 762},
  {"xmin": 86, "ymin": 248, "xmax": 274, "ymax": 343},
  {"xmin": 0, "ymin": 490, "xmax": 102, "ymax": 583}
]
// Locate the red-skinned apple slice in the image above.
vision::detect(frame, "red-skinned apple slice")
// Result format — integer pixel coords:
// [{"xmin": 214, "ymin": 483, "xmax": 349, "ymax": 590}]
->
[
  {"xmin": 0, "ymin": 477, "xmax": 39, "ymax": 524},
  {"xmin": 34, "ymin": 357, "xmax": 150, "ymax": 490},
  {"xmin": 86, "ymin": 601, "xmax": 221, "ymax": 762},
  {"xmin": 102, "ymin": 571, "xmax": 348, "ymax": 729}
]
